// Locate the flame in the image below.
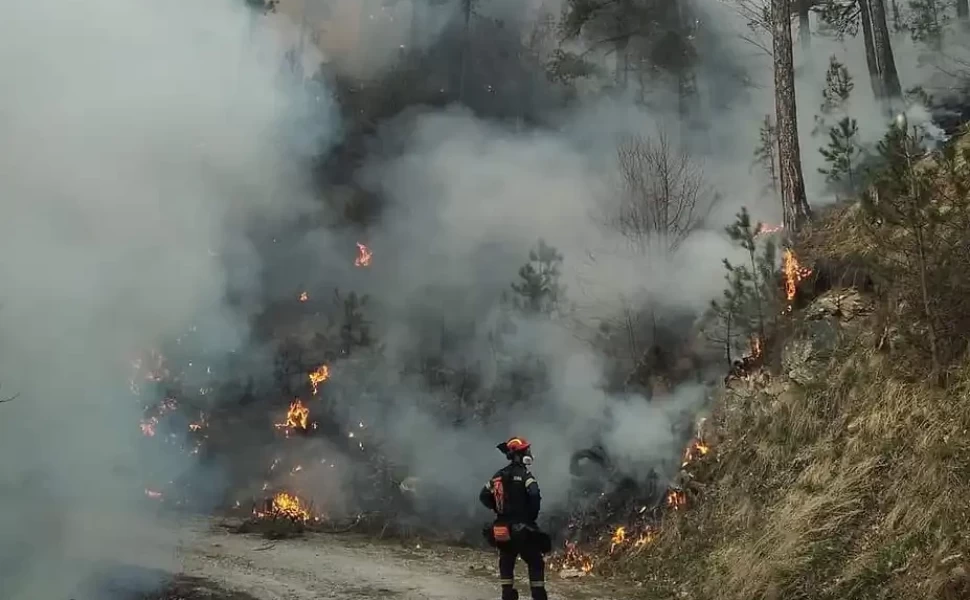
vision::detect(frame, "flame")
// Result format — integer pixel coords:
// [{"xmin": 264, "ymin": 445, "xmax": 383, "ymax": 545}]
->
[
  {"xmin": 139, "ymin": 398, "xmax": 179, "ymax": 437},
  {"xmin": 188, "ymin": 412, "xmax": 207, "ymax": 432},
  {"xmin": 276, "ymin": 399, "xmax": 310, "ymax": 432},
  {"xmin": 682, "ymin": 439, "xmax": 711, "ymax": 468},
  {"xmin": 634, "ymin": 527, "xmax": 657, "ymax": 547},
  {"xmin": 782, "ymin": 248, "xmax": 813, "ymax": 304},
  {"xmin": 609, "ymin": 525, "xmax": 626, "ymax": 553},
  {"xmin": 553, "ymin": 541, "xmax": 594, "ymax": 574},
  {"xmin": 145, "ymin": 488, "xmax": 163, "ymax": 499},
  {"xmin": 308, "ymin": 364, "xmax": 330, "ymax": 394},
  {"xmin": 355, "ymin": 242, "xmax": 372, "ymax": 267},
  {"xmin": 299, "ymin": 291, "xmax": 309, "ymax": 302},
  {"xmin": 254, "ymin": 491, "xmax": 313, "ymax": 522},
  {"xmin": 666, "ymin": 489, "xmax": 687, "ymax": 510}
]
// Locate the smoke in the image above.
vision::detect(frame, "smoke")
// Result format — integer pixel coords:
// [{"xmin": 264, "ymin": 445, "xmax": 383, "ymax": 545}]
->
[
  {"xmin": 0, "ymin": 0, "xmax": 334, "ymax": 597},
  {"xmin": 279, "ymin": 0, "xmax": 970, "ymax": 528},
  {"xmin": 1, "ymin": 0, "xmax": 960, "ymax": 592}
]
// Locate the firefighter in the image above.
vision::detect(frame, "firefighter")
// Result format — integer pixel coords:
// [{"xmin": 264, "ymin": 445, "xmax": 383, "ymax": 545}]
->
[{"xmin": 479, "ymin": 436, "xmax": 550, "ymax": 600}]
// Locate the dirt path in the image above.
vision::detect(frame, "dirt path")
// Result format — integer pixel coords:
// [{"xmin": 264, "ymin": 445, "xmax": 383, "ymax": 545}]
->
[{"xmin": 171, "ymin": 519, "xmax": 625, "ymax": 600}]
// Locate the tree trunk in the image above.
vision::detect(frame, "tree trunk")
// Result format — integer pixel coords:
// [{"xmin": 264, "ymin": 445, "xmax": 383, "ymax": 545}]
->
[
  {"xmin": 914, "ymin": 227, "xmax": 942, "ymax": 379},
  {"xmin": 869, "ymin": 0, "xmax": 903, "ymax": 100},
  {"xmin": 958, "ymin": 0, "xmax": 969, "ymax": 22},
  {"xmin": 859, "ymin": 0, "xmax": 884, "ymax": 99},
  {"xmin": 457, "ymin": 0, "xmax": 472, "ymax": 103},
  {"xmin": 771, "ymin": 0, "xmax": 812, "ymax": 232},
  {"xmin": 409, "ymin": 0, "xmax": 424, "ymax": 51},
  {"xmin": 615, "ymin": 37, "xmax": 630, "ymax": 89},
  {"xmin": 798, "ymin": 0, "xmax": 811, "ymax": 51}
]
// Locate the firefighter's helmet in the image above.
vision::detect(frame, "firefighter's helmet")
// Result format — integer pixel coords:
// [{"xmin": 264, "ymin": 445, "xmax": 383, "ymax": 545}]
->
[{"xmin": 497, "ymin": 437, "xmax": 533, "ymax": 465}]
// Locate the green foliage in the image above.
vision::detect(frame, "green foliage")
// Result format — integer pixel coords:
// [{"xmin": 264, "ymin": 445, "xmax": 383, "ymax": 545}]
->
[
  {"xmin": 906, "ymin": 0, "xmax": 946, "ymax": 50},
  {"xmin": 813, "ymin": 56, "xmax": 854, "ymax": 136},
  {"xmin": 545, "ymin": 49, "xmax": 598, "ymax": 83},
  {"xmin": 508, "ymin": 238, "xmax": 567, "ymax": 317},
  {"xmin": 821, "ymin": 57, "xmax": 854, "ymax": 114},
  {"xmin": 706, "ymin": 208, "xmax": 781, "ymax": 363},
  {"xmin": 753, "ymin": 115, "xmax": 779, "ymax": 200},
  {"xmin": 815, "ymin": 0, "xmax": 861, "ymax": 39},
  {"xmin": 819, "ymin": 117, "xmax": 864, "ymax": 195}
]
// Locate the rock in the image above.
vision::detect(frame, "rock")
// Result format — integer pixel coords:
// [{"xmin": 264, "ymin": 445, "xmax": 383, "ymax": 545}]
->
[
  {"xmin": 781, "ymin": 317, "xmax": 840, "ymax": 386},
  {"xmin": 559, "ymin": 567, "xmax": 589, "ymax": 579},
  {"xmin": 804, "ymin": 290, "xmax": 873, "ymax": 322}
]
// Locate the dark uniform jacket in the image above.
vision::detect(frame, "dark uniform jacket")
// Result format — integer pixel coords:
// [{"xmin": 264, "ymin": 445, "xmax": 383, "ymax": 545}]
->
[{"xmin": 479, "ymin": 462, "xmax": 541, "ymax": 525}]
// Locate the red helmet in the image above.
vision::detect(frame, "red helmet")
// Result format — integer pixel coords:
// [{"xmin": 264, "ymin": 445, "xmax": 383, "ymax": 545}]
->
[{"xmin": 497, "ymin": 436, "xmax": 531, "ymax": 455}]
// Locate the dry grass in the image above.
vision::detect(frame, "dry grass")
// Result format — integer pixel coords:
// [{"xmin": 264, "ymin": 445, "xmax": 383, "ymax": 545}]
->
[
  {"xmin": 624, "ymin": 158, "xmax": 970, "ymax": 598},
  {"xmin": 628, "ymin": 337, "xmax": 970, "ymax": 599}
]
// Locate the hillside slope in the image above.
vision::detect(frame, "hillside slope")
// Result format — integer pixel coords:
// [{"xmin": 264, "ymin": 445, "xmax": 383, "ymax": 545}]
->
[{"xmin": 619, "ymin": 193, "xmax": 970, "ymax": 598}]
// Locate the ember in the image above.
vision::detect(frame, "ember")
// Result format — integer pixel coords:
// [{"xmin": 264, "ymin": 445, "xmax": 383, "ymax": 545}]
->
[
  {"xmin": 145, "ymin": 488, "xmax": 163, "ymax": 499},
  {"xmin": 355, "ymin": 242, "xmax": 372, "ymax": 267},
  {"xmin": 298, "ymin": 291, "xmax": 309, "ymax": 302},
  {"xmin": 308, "ymin": 364, "xmax": 330, "ymax": 394}
]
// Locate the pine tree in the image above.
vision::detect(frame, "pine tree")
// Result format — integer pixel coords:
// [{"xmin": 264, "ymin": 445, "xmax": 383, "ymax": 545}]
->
[
  {"xmin": 862, "ymin": 118, "xmax": 941, "ymax": 377},
  {"xmin": 819, "ymin": 117, "xmax": 864, "ymax": 195},
  {"xmin": 509, "ymin": 239, "xmax": 567, "ymax": 317},
  {"xmin": 907, "ymin": 0, "xmax": 946, "ymax": 53},
  {"xmin": 813, "ymin": 56, "xmax": 855, "ymax": 136},
  {"xmin": 706, "ymin": 208, "xmax": 781, "ymax": 363},
  {"xmin": 753, "ymin": 115, "xmax": 780, "ymax": 200}
]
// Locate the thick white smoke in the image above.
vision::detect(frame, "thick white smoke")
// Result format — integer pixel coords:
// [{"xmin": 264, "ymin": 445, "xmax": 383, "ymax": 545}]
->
[{"xmin": 0, "ymin": 0, "xmax": 334, "ymax": 597}]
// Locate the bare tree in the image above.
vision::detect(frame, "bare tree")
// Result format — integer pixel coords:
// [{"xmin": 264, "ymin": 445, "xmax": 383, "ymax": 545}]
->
[
  {"xmin": 771, "ymin": 0, "xmax": 813, "ymax": 231},
  {"xmin": 0, "ymin": 384, "xmax": 20, "ymax": 405},
  {"xmin": 610, "ymin": 130, "xmax": 720, "ymax": 256}
]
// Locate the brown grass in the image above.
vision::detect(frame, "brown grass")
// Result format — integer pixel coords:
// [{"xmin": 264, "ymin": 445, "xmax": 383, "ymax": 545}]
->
[
  {"xmin": 627, "ymin": 337, "xmax": 970, "ymax": 599},
  {"xmin": 623, "ymin": 171, "xmax": 970, "ymax": 598}
]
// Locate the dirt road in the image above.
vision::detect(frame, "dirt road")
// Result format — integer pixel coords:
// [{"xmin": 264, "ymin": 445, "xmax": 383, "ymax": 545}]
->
[{"xmin": 171, "ymin": 519, "xmax": 623, "ymax": 600}]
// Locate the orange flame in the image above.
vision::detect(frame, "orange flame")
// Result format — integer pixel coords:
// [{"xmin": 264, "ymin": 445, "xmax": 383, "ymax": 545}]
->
[
  {"xmin": 609, "ymin": 525, "xmax": 626, "ymax": 554},
  {"xmin": 782, "ymin": 248, "xmax": 813, "ymax": 304},
  {"xmin": 682, "ymin": 439, "xmax": 711, "ymax": 468},
  {"xmin": 634, "ymin": 527, "xmax": 657, "ymax": 547},
  {"xmin": 308, "ymin": 364, "xmax": 330, "ymax": 395},
  {"xmin": 355, "ymin": 242, "xmax": 372, "ymax": 267},
  {"xmin": 276, "ymin": 399, "xmax": 310, "ymax": 433},
  {"xmin": 553, "ymin": 541, "xmax": 594, "ymax": 573},
  {"xmin": 666, "ymin": 489, "xmax": 687, "ymax": 510},
  {"xmin": 254, "ymin": 491, "xmax": 313, "ymax": 522},
  {"xmin": 299, "ymin": 291, "xmax": 309, "ymax": 302},
  {"xmin": 188, "ymin": 412, "xmax": 207, "ymax": 432}
]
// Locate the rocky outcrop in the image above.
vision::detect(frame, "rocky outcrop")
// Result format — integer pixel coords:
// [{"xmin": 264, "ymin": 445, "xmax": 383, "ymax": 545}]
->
[{"xmin": 781, "ymin": 290, "xmax": 875, "ymax": 386}]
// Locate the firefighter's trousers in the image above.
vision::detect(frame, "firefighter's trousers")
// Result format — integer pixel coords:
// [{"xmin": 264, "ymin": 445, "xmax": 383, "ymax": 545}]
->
[{"xmin": 497, "ymin": 541, "xmax": 547, "ymax": 600}]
